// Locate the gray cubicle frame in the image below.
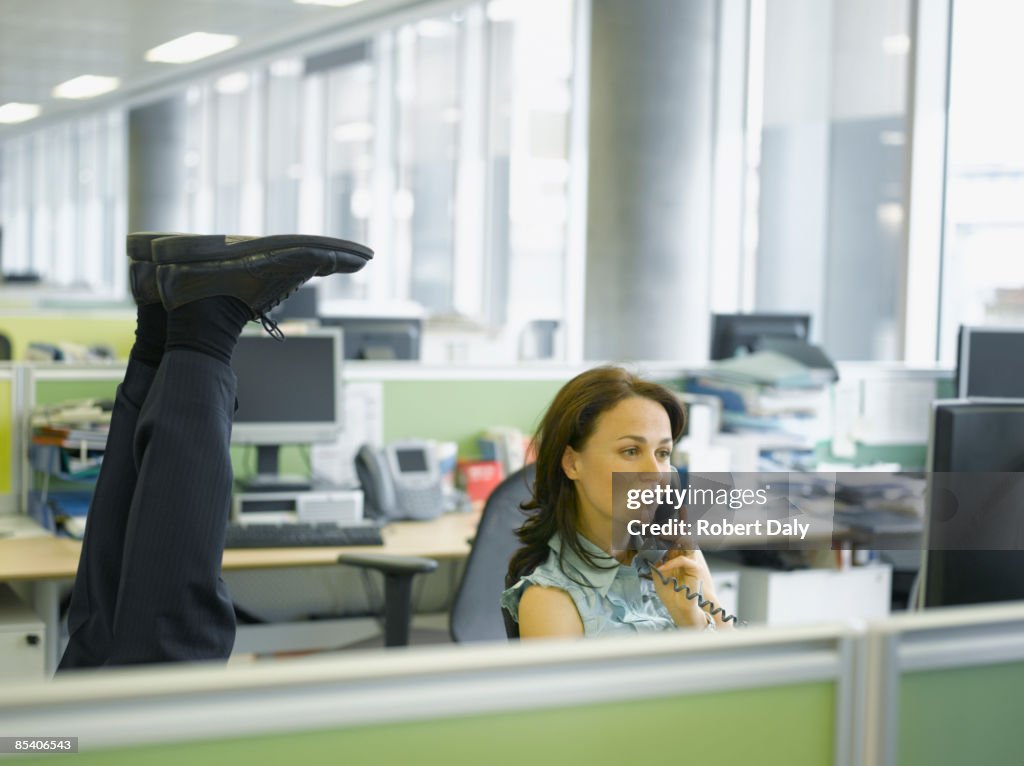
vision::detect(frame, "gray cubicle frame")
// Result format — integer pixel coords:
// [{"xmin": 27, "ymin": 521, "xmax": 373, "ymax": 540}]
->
[{"xmin": 0, "ymin": 623, "xmax": 863, "ymax": 766}]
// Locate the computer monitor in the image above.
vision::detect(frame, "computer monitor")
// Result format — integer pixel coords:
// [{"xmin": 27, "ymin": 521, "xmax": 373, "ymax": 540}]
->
[
  {"xmin": 956, "ymin": 325, "xmax": 1024, "ymax": 399},
  {"xmin": 921, "ymin": 400, "xmax": 1024, "ymax": 608},
  {"xmin": 269, "ymin": 285, "xmax": 319, "ymax": 322},
  {"xmin": 709, "ymin": 313, "xmax": 811, "ymax": 360},
  {"xmin": 231, "ymin": 327, "xmax": 343, "ymax": 491},
  {"xmin": 320, "ymin": 316, "xmax": 421, "ymax": 360}
]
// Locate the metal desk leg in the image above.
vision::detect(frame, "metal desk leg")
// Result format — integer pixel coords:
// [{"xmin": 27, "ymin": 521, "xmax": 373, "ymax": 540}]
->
[{"xmin": 32, "ymin": 580, "xmax": 61, "ymax": 677}]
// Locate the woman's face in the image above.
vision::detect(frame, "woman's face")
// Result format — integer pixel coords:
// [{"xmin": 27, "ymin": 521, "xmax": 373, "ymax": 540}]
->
[{"xmin": 561, "ymin": 396, "xmax": 673, "ymax": 540}]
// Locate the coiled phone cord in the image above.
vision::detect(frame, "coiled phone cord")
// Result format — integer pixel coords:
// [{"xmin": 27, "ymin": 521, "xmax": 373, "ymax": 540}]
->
[{"xmin": 636, "ymin": 554, "xmax": 746, "ymax": 627}]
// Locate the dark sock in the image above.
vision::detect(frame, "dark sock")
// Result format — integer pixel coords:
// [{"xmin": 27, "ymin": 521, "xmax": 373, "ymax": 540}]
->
[
  {"xmin": 165, "ymin": 296, "xmax": 252, "ymax": 366},
  {"xmin": 129, "ymin": 304, "xmax": 168, "ymax": 369}
]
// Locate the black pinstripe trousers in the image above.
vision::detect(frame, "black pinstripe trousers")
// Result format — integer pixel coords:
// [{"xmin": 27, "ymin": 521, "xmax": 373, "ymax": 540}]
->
[{"xmin": 58, "ymin": 350, "xmax": 237, "ymax": 668}]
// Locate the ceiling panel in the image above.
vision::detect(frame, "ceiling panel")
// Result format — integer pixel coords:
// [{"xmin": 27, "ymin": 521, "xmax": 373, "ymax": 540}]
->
[{"xmin": 0, "ymin": 0, "xmax": 401, "ymax": 133}]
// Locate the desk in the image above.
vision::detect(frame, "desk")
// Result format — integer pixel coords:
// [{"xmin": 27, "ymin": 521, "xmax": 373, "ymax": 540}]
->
[{"xmin": 0, "ymin": 511, "xmax": 481, "ymax": 675}]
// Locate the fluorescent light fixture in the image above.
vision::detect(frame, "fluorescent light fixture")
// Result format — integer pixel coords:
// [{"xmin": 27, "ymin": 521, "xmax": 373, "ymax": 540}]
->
[
  {"xmin": 145, "ymin": 32, "xmax": 239, "ymax": 64},
  {"xmin": 882, "ymin": 34, "xmax": 911, "ymax": 56},
  {"xmin": 293, "ymin": 0, "xmax": 368, "ymax": 6},
  {"xmin": 215, "ymin": 72, "xmax": 250, "ymax": 94},
  {"xmin": 52, "ymin": 75, "xmax": 120, "ymax": 99},
  {"xmin": 0, "ymin": 102, "xmax": 41, "ymax": 123}
]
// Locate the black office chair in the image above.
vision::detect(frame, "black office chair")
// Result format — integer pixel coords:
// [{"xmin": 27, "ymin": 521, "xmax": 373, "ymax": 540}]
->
[
  {"xmin": 335, "ymin": 552, "xmax": 439, "ymax": 647},
  {"xmin": 338, "ymin": 464, "xmax": 535, "ymax": 646},
  {"xmin": 449, "ymin": 464, "xmax": 535, "ymax": 642}
]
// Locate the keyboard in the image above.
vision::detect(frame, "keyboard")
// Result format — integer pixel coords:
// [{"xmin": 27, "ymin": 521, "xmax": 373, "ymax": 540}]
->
[{"xmin": 224, "ymin": 522, "xmax": 384, "ymax": 549}]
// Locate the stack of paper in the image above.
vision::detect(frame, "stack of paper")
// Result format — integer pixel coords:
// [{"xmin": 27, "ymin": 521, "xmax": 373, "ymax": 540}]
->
[{"xmin": 687, "ymin": 351, "xmax": 832, "ymax": 452}]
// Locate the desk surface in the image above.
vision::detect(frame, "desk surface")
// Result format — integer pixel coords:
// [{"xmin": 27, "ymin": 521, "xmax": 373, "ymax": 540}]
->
[{"xmin": 0, "ymin": 511, "xmax": 481, "ymax": 582}]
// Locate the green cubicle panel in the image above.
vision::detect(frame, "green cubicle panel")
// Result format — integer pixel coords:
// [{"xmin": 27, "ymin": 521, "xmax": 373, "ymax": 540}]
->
[
  {"xmin": 15, "ymin": 681, "xmax": 835, "ymax": 766},
  {"xmin": 898, "ymin": 661, "xmax": 1024, "ymax": 764},
  {"xmin": 33, "ymin": 378, "xmax": 122, "ymax": 406},
  {"xmin": 0, "ymin": 312, "xmax": 135, "ymax": 361},
  {"xmin": 0, "ymin": 373, "xmax": 12, "ymax": 495},
  {"xmin": 381, "ymin": 379, "xmax": 565, "ymax": 457}
]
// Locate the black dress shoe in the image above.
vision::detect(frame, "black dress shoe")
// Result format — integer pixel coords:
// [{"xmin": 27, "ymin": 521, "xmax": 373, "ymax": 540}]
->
[
  {"xmin": 153, "ymin": 234, "xmax": 373, "ymax": 324},
  {"xmin": 126, "ymin": 232, "xmax": 189, "ymax": 306}
]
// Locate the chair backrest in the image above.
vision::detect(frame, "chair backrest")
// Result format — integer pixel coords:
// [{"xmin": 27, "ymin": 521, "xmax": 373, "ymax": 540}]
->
[
  {"xmin": 0, "ymin": 333, "xmax": 11, "ymax": 361},
  {"xmin": 449, "ymin": 464, "xmax": 535, "ymax": 642}
]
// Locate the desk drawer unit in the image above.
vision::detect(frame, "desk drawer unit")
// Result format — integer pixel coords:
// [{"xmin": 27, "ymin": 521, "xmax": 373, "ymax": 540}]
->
[{"xmin": 0, "ymin": 584, "xmax": 46, "ymax": 681}]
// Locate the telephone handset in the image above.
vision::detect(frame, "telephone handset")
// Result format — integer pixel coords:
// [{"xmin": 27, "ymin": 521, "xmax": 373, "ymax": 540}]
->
[
  {"xmin": 635, "ymin": 547, "xmax": 744, "ymax": 626},
  {"xmin": 355, "ymin": 444, "xmax": 398, "ymax": 518},
  {"xmin": 354, "ymin": 441, "xmax": 445, "ymax": 521}
]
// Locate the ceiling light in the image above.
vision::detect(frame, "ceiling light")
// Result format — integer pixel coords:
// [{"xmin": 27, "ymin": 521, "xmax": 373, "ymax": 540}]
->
[
  {"xmin": 0, "ymin": 102, "xmax": 41, "ymax": 124},
  {"xmin": 293, "ymin": 0, "xmax": 368, "ymax": 6},
  {"xmin": 882, "ymin": 34, "xmax": 911, "ymax": 56},
  {"xmin": 145, "ymin": 32, "xmax": 239, "ymax": 64},
  {"xmin": 52, "ymin": 75, "xmax": 120, "ymax": 99}
]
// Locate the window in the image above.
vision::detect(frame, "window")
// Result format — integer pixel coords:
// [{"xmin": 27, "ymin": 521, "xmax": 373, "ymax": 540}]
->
[
  {"xmin": 749, "ymin": 0, "xmax": 912, "ymax": 360},
  {"xmin": 0, "ymin": 0, "xmax": 579, "ymax": 362},
  {"xmin": 937, "ymin": 0, "xmax": 1024, "ymax": 362},
  {"xmin": 0, "ymin": 111, "xmax": 126, "ymax": 294}
]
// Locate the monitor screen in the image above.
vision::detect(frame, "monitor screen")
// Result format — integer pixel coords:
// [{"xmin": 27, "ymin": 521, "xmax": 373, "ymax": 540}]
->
[
  {"xmin": 923, "ymin": 400, "xmax": 1024, "ymax": 608},
  {"xmin": 230, "ymin": 328, "xmax": 342, "ymax": 445},
  {"xmin": 395, "ymin": 448, "xmax": 428, "ymax": 473},
  {"xmin": 957, "ymin": 326, "xmax": 1024, "ymax": 398},
  {"xmin": 709, "ymin": 313, "xmax": 810, "ymax": 360}
]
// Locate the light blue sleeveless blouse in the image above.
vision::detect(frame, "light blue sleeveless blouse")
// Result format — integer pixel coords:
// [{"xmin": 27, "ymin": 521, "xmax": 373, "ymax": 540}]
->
[{"xmin": 500, "ymin": 532, "xmax": 678, "ymax": 636}]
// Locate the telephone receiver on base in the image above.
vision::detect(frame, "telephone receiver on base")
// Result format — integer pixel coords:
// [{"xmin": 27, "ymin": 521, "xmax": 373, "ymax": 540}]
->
[{"xmin": 354, "ymin": 441, "xmax": 445, "ymax": 521}]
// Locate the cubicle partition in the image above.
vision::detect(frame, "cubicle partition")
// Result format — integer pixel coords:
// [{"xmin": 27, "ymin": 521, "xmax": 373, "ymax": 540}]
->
[
  {"xmin": 0, "ymin": 624, "xmax": 854, "ymax": 766},
  {"xmin": 4, "ymin": 606, "xmax": 1024, "ymax": 765},
  {"xmin": 864, "ymin": 602, "xmax": 1024, "ymax": 764}
]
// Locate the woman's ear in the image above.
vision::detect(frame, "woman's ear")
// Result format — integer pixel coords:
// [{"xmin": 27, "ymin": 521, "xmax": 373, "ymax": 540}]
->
[{"xmin": 561, "ymin": 446, "xmax": 580, "ymax": 480}]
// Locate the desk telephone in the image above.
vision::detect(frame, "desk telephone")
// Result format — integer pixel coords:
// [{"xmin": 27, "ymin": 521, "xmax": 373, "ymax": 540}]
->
[{"xmin": 355, "ymin": 440, "xmax": 445, "ymax": 521}]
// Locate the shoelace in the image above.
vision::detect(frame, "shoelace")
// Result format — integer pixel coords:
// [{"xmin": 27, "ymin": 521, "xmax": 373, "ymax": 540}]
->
[
  {"xmin": 255, "ymin": 284, "xmax": 305, "ymax": 341},
  {"xmin": 258, "ymin": 313, "xmax": 285, "ymax": 341}
]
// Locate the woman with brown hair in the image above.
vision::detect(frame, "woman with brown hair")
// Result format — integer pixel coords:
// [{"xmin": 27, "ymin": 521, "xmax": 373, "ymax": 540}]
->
[{"xmin": 501, "ymin": 366, "xmax": 734, "ymax": 638}]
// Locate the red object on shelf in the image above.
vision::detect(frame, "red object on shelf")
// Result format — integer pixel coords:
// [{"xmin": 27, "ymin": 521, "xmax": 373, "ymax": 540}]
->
[{"xmin": 458, "ymin": 460, "xmax": 505, "ymax": 503}]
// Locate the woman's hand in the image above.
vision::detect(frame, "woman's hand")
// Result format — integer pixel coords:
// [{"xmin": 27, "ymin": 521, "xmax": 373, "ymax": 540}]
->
[{"xmin": 652, "ymin": 549, "xmax": 732, "ymax": 630}]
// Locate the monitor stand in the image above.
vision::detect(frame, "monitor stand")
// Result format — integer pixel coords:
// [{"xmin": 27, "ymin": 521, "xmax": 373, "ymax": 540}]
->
[{"xmin": 239, "ymin": 445, "xmax": 313, "ymax": 493}]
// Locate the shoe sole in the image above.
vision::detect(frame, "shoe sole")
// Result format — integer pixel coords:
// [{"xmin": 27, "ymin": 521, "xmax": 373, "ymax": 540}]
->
[
  {"xmin": 152, "ymin": 234, "xmax": 373, "ymax": 265},
  {"xmin": 127, "ymin": 232, "xmax": 189, "ymax": 262}
]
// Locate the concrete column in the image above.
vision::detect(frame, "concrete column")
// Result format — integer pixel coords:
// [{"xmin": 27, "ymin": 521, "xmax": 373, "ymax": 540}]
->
[
  {"xmin": 127, "ymin": 95, "xmax": 188, "ymax": 233},
  {"xmin": 584, "ymin": 0, "xmax": 716, "ymax": 362}
]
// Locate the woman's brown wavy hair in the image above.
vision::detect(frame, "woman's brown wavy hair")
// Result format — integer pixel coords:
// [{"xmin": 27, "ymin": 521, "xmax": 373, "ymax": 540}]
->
[{"xmin": 506, "ymin": 366, "xmax": 685, "ymax": 589}]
